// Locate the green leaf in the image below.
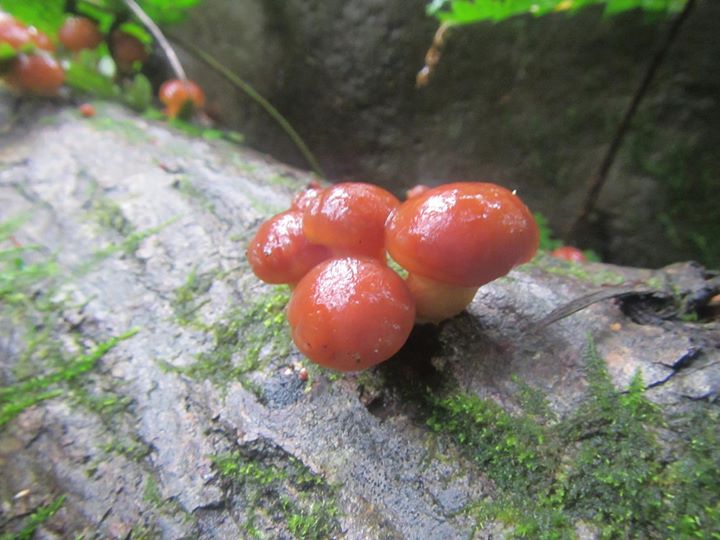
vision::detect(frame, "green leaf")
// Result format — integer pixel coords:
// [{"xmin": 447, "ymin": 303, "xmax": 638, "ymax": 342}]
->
[
  {"xmin": 137, "ymin": 0, "xmax": 202, "ymax": 25},
  {"xmin": 122, "ymin": 73, "xmax": 152, "ymax": 111},
  {"xmin": 65, "ymin": 50, "xmax": 119, "ymax": 98},
  {"xmin": 118, "ymin": 21, "xmax": 153, "ymax": 45},
  {"xmin": 428, "ymin": 0, "xmax": 686, "ymax": 24},
  {"xmin": 0, "ymin": 0, "xmax": 66, "ymax": 34},
  {"xmin": 75, "ymin": 2, "xmax": 117, "ymax": 34},
  {"xmin": 0, "ymin": 42, "xmax": 17, "ymax": 62}
]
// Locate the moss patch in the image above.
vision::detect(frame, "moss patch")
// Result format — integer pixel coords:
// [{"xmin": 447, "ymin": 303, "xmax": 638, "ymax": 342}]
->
[
  {"xmin": 0, "ymin": 217, "xmax": 139, "ymax": 428},
  {"xmin": 171, "ymin": 176, "xmax": 216, "ymax": 214},
  {"xmin": 529, "ymin": 251, "xmax": 625, "ymax": 286},
  {"xmin": 168, "ymin": 286, "xmax": 292, "ymax": 393},
  {"xmin": 0, "ymin": 494, "xmax": 65, "ymax": 540},
  {"xmin": 212, "ymin": 440, "xmax": 340, "ymax": 539},
  {"xmin": 426, "ymin": 338, "xmax": 720, "ymax": 538},
  {"xmin": 88, "ymin": 115, "xmax": 152, "ymax": 144},
  {"xmin": 171, "ymin": 267, "xmax": 220, "ymax": 325}
]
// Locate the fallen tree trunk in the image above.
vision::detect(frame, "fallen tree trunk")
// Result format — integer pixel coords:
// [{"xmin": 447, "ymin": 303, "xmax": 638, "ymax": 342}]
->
[{"xmin": 0, "ymin": 98, "xmax": 718, "ymax": 539}]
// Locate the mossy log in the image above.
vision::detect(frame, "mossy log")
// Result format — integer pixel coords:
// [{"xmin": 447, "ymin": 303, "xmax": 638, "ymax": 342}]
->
[{"xmin": 0, "ymin": 99, "xmax": 718, "ymax": 539}]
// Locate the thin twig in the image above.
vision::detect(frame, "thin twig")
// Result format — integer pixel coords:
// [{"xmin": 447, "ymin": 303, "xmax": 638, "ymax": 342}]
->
[
  {"xmin": 122, "ymin": 0, "xmax": 187, "ymax": 81},
  {"xmin": 168, "ymin": 34, "xmax": 325, "ymax": 178},
  {"xmin": 526, "ymin": 286, "xmax": 654, "ymax": 334},
  {"xmin": 566, "ymin": 0, "xmax": 696, "ymax": 238}
]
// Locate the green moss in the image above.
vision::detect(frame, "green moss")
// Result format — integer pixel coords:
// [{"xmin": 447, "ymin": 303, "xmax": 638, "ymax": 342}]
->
[
  {"xmin": 172, "ymin": 176, "xmax": 216, "ymax": 214},
  {"xmin": 69, "ymin": 386, "xmax": 133, "ymax": 417},
  {"xmin": 171, "ymin": 267, "xmax": 219, "ymax": 324},
  {"xmin": 0, "ymin": 495, "xmax": 65, "ymax": 540},
  {"xmin": 100, "ymin": 434, "xmax": 151, "ymax": 461},
  {"xmin": 0, "ymin": 329, "xmax": 138, "ymax": 428},
  {"xmin": 143, "ymin": 476, "xmax": 164, "ymax": 506},
  {"xmin": 86, "ymin": 193, "xmax": 135, "ymax": 237},
  {"xmin": 266, "ymin": 174, "xmax": 299, "ymax": 189},
  {"xmin": 0, "ymin": 217, "xmax": 141, "ymax": 428},
  {"xmin": 88, "ymin": 115, "xmax": 152, "ymax": 144},
  {"xmin": 167, "ymin": 288, "xmax": 292, "ymax": 391},
  {"xmin": 543, "ymin": 258, "xmax": 625, "ymax": 286},
  {"xmin": 660, "ymin": 407, "xmax": 720, "ymax": 539},
  {"xmin": 426, "ymin": 337, "xmax": 720, "ymax": 538},
  {"xmin": 81, "ymin": 218, "xmax": 177, "ymax": 271},
  {"xmin": 212, "ymin": 445, "xmax": 340, "ymax": 540}
]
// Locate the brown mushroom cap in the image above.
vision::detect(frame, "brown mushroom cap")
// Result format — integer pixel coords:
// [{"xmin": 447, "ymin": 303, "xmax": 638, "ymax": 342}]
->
[
  {"xmin": 246, "ymin": 210, "xmax": 331, "ymax": 285},
  {"xmin": 287, "ymin": 257, "xmax": 415, "ymax": 371},
  {"xmin": 385, "ymin": 182, "xmax": 539, "ymax": 288},
  {"xmin": 302, "ymin": 182, "xmax": 399, "ymax": 260}
]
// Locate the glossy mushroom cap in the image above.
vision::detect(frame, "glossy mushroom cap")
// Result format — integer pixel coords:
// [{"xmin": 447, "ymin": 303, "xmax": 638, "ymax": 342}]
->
[
  {"xmin": 287, "ymin": 257, "xmax": 415, "ymax": 371},
  {"xmin": 0, "ymin": 17, "xmax": 54, "ymax": 52},
  {"xmin": 110, "ymin": 30, "xmax": 148, "ymax": 72},
  {"xmin": 386, "ymin": 182, "xmax": 539, "ymax": 288},
  {"xmin": 302, "ymin": 182, "xmax": 400, "ymax": 260},
  {"xmin": 246, "ymin": 210, "xmax": 331, "ymax": 285},
  {"xmin": 7, "ymin": 53, "xmax": 65, "ymax": 96},
  {"xmin": 290, "ymin": 187, "xmax": 324, "ymax": 212},
  {"xmin": 159, "ymin": 79, "xmax": 205, "ymax": 119},
  {"xmin": 58, "ymin": 16, "xmax": 103, "ymax": 52},
  {"xmin": 551, "ymin": 246, "xmax": 587, "ymax": 263}
]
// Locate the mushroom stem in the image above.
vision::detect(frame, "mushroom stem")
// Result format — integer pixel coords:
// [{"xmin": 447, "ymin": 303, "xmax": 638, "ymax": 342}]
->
[{"xmin": 406, "ymin": 273, "xmax": 478, "ymax": 324}]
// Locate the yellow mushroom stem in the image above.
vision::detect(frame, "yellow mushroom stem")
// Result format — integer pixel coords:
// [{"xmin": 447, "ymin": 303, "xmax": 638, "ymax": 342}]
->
[{"xmin": 405, "ymin": 273, "xmax": 479, "ymax": 324}]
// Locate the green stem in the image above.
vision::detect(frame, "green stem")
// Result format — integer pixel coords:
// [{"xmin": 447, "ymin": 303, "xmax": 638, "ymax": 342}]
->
[{"xmin": 167, "ymin": 35, "xmax": 324, "ymax": 178}]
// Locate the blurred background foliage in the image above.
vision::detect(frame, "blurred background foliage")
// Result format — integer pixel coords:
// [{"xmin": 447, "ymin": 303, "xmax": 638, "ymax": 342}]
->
[
  {"xmin": 427, "ymin": 0, "xmax": 687, "ymax": 23},
  {"xmin": 1, "ymin": 0, "xmax": 716, "ymax": 269}
]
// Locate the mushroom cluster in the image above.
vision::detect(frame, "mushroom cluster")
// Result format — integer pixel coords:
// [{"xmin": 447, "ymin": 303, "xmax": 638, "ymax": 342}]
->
[
  {"xmin": 247, "ymin": 181, "xmax": 539, "ymax": 371},
  {"xmin": 1, "ymin": 10, "xmax": 203, "ymax": 120}
]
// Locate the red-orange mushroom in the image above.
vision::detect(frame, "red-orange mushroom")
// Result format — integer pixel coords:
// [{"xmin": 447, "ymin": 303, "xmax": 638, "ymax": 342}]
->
[
  {"xmin": 58, "ymin": 16, "xmax": 102, "ymax": 52},
  {"xmin": 0, "ymin": 16, "xmax": 53, "ymax": 52},
  {"xmin": 302, "ymin": 182, "xmax": 399, "ymax": 260},
  {"xmin": 246, "ymin": 210, "xmax": 331, "ymax": 286},
  {"xmin": 287, "ymin": 257, "xmax": 415, "ymax": 371},
  {"xmin": 550, "ymin": 246, "xmax": 587, "ymax": 263},
  {"xmin": 405, "ymin": 184, "xmax": 431, "ymax": 200},
  {"xmin": 6, "ymin": 53, "xmax": 65, "ymax": 96},
  {"xmin": 385, "ymin": 182, "xmax": 539, "ymax": 322},
  {"xmin": 158, "ymin": 79, "xmax": 205, "ymax": 120},
  {"xmin": 290, "ymin": 186, "xmax": 324, "ymax": 212},
  {"xmin": 110, "ymin": 30, "xmax": 148, "ymax": 73}
]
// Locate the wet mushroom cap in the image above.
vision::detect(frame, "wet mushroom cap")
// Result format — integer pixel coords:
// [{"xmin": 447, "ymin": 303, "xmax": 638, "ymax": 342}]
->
[
  {"xmin": 58, "ymin": 16, "xmax": 103, "ymax": 52},
  {"xmin": 246, "ymin": 210, "xmax": 331, "ymax": 285},
  {"xmin": 551, "ymin": 246, "xmax": 587, "ymax": 263},
  {"xmin": 287, "ymin": 257, "xmax": 415, "ymax": 371},
  {"xmin": 302, "ymin": 182, "xmax": 400, "ymax": 259},
  {"xmin": 290, "ymin": 186, "xmax": 324, "ymax": 212},
  {"xmin": 385, "ymin": 182, "xmax": 539, "ymax": 288},
  {"xmin": 7, "ymin": 53, "xmax": 65, "ymax": 96},
  {"xmin": 0, "ymin": 17, "xmax": 54, "ymax": 52},
  {"xmin": 159, "ymin": 79, "xmax": 205, "ymax": 118}
]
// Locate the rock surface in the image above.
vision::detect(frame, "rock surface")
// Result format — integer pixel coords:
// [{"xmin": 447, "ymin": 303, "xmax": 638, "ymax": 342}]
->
[
  {"xmin": 0, "ymin": 100, "xmax": 718, "ymax": 539},
  {"xmin": 174, "ymin": 0, "xmax": 720, "ymax": 268}
]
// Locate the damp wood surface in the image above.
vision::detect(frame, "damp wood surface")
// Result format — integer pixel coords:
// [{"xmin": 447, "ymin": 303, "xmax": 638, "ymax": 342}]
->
[{"xmin": 0, "ymin": 99, "xmax": 718, "ymax": 539}]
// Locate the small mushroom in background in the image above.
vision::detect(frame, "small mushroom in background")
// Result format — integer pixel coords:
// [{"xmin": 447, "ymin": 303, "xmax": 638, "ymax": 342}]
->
[
  {"xmin": 158, "ymin": 78, "xmax": 205, "ymax": 120},
  {"xmin": 551, "ymin": 245, "xmax": 587, "ymax": 263},
  {"xmin": 6, "ymin": 52, "xmax": 65, "ymax": 96},
  {"xmin": 58, "ymin": 16, "xmax": 103, "ymax": 52},
  {"xmin": 385, "ymin": 182, "xmax": 539, "ymax": 323}
]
